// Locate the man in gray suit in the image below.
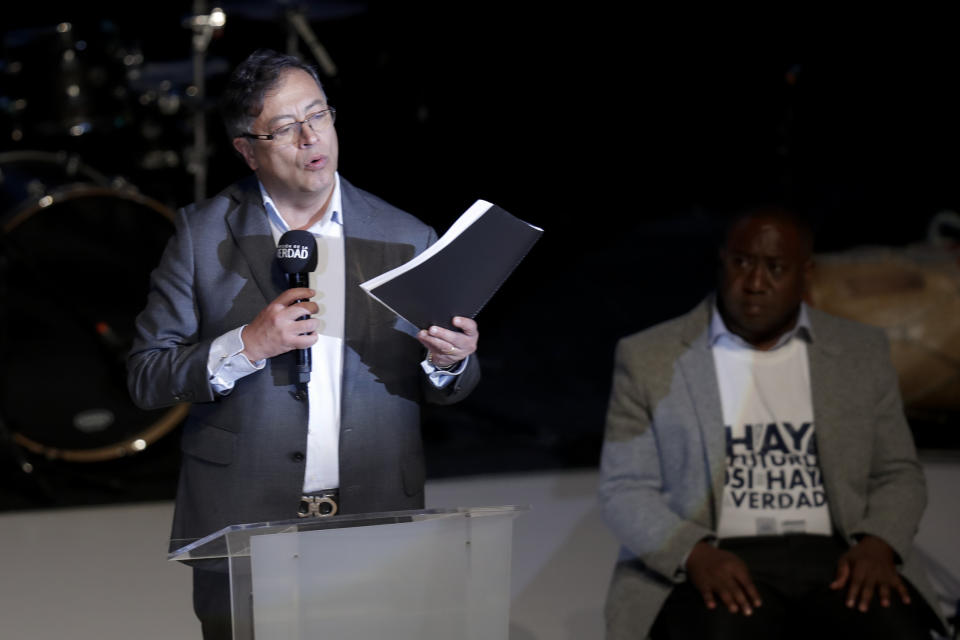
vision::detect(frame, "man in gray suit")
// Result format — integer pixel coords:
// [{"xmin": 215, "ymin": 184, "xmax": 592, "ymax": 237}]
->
[
  {"xmin": 599, "ymin": 207, "xmax": 943, "ymax": 639},
  {"xmin": 128, "ymin": 49, "xmax": 480, "ymax": 638}
]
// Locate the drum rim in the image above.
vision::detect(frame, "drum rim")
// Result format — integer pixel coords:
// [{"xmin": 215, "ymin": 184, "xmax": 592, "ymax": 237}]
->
[
  {"xmin": 1, "ymin": 169, "xmax": 185, "ymax": 462},
  {"xmin": 2, "ymin": 182, "xmax": 176, "ymax": 234},
  {"xmin": 12, "ymin": 404, "xmax": 190, "ymax": 463}
]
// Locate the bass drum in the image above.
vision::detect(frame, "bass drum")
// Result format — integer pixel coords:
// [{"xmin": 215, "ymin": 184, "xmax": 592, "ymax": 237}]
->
[{"xmin": 0, "ymin": 151, "xmax": 188, "ymax": 462}]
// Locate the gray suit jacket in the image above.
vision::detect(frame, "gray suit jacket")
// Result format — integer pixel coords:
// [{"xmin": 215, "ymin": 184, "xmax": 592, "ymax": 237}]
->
[
  {"xmin": 128, "ymin": 176, "xmax": 480, "ymax": 544},
  {"xmin": 599, "ymin": 297, "xmax": 940, "ymax": 639}
]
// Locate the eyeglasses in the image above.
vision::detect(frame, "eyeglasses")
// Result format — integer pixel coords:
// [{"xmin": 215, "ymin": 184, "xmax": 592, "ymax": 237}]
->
[{"xmin": 243, "ymin": 107, "xmax": 336, "ymax": 143}]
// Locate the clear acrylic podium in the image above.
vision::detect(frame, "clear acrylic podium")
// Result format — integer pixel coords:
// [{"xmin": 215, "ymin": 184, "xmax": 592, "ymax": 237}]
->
[{"xmin": 169, "ymin": 506, "xmax": 527, "ymax": 640}]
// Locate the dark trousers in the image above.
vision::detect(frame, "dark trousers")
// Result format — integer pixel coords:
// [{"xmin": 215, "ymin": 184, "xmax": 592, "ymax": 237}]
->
[
  {"xmin": 651, "ymin": 535, "xmax": 937, "ymax": 640},
  {"xmin": 194, "ymin": 568, "xmax": 232, "ymax": 640}
]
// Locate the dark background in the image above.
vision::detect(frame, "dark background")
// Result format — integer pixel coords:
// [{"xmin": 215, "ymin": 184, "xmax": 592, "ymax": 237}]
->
[{"xmin": 2, "ymin": 3, "xmax": 959, "ymax": 510}]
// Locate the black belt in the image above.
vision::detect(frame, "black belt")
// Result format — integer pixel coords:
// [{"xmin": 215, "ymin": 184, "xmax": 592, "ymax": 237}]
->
[{"xmin": 298, "ymin": 489, "xmax": 339, "ymax": 518}]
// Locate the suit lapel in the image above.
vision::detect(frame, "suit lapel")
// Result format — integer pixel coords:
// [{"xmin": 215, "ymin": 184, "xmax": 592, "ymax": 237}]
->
[
  {"xmin": 806, "ymin": 313, "xmax": 848, "ymax": 533},
  {"xmin": 341, "ymin": 179, "xmax": 380, "ymax": 350},
  {"xmin": 677, "ymin": 300, "xmax": 727, "ymax": 524},
  {"xmin": 224, "ymin": 179, "xmax": 287, "ymax": 303}
]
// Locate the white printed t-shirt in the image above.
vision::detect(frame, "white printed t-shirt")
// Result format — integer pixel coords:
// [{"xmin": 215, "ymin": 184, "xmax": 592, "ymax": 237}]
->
[{"xmin": 710, "ymin": 304, "xmax": 832, "ymax": 539}]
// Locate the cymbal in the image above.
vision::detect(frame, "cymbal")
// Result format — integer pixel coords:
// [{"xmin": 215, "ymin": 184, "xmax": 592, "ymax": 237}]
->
[{"xmin": 128, "ymin": 57, "xmax": 231, "ymax": 90}]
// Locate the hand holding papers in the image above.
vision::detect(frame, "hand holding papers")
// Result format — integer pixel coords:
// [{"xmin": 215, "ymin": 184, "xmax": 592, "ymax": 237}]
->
[{"xmin": 360, "ymin": 200, "xmax": 543, "ymax": 330}]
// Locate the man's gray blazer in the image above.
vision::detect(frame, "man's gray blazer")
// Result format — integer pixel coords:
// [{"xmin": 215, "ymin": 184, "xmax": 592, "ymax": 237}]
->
[
  {"xmin": 128, "ymin": 176, "xmax": 480, "ymax": 543},
  {"xmin": 599, "ymin": 297, "xmax": 941, "ymax": 639}
]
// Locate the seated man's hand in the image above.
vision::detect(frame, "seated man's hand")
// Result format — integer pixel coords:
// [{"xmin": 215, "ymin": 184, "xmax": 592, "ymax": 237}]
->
[
  {"xmin": 686, "ymin": 540, "xmax": 763, "ymax": 616},
  {"xmin": 417, "ymin": 316, "xmax": 478, "ymax": 369},
  {"xmin": 830, "ymin": 535, "xmax": 910, "ymax": 612}
]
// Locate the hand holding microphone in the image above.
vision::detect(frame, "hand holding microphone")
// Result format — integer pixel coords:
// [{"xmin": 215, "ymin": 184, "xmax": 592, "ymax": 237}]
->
[{"xmin": 240, "ymin": 231, "xmax": 319, "ymax": 380}]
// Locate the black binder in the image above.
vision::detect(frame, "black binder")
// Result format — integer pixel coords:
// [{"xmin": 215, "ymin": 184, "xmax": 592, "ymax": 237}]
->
[{"xmin": 360, "ymin": 200, "xmax": 543, "ymax": 330}]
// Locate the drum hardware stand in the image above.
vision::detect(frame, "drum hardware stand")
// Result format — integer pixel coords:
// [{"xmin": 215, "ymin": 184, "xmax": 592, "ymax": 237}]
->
[
  {"xmin": 0, "ymin": 399, "xmax": 54, "ymax": 506},
  {"xmin": 183, "ymin": 2, "xmax": 227, "ymax": 203},
  {"xmin": 285, "ymin": 7, "xmax": 338, "ymax": 78}
]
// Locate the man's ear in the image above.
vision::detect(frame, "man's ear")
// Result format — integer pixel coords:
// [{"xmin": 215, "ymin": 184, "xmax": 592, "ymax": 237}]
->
[{"xmin": 233, "ymin": 137, "xmax": 258, "ymax": 171}]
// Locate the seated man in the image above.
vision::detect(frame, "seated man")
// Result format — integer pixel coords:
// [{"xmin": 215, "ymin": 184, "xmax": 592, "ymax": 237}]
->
[{"xmin": 599, "ymin": 206, "xmax": 944, "ymax": 639}]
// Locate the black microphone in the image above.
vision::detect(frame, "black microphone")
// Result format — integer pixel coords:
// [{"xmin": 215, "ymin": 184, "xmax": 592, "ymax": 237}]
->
[{"xmin": 276, "ymin": 230, "xmax": 318, "ymax": 384}]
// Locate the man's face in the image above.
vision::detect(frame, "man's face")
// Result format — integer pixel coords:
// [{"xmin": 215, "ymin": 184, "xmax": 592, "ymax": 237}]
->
[
  {"xmin": 232, "ymin": 68, "xmax": 339, "ymax": 207},
  {"xmin": 718, "ymin": 215, "xmax": 812, "ymax": 349}
]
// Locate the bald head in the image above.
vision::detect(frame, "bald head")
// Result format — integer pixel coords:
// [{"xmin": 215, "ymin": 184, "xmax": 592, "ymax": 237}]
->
[{"xmin": 722, "ymin": 206, "xmax": 814, "ymax": 260}]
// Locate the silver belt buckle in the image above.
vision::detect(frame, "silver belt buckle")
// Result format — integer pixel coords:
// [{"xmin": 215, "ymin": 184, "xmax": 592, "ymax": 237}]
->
[{"xmin": 298, "ymin": 494, "xmax": 338, "ymax": 518}]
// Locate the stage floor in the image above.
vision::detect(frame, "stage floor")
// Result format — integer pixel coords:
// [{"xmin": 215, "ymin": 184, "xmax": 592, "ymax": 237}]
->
[{"xmin": 0, "ymin": 461, "xmax": 957, "ymax": 639}]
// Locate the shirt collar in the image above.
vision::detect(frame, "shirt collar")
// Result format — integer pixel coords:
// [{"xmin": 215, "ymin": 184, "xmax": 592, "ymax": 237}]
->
[
  {"xmin": 258, "ymin": 172, "xmax": 343, "ymax": 234},
  {"xmin": 709, "ymin": 299, "xmax": 813, "ymax": 351}
]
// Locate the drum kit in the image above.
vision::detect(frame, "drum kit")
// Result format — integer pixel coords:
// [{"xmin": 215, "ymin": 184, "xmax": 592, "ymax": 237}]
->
[{"xmin": 0, "ymin": 2, "xmax": 358, "ymax": 498}]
